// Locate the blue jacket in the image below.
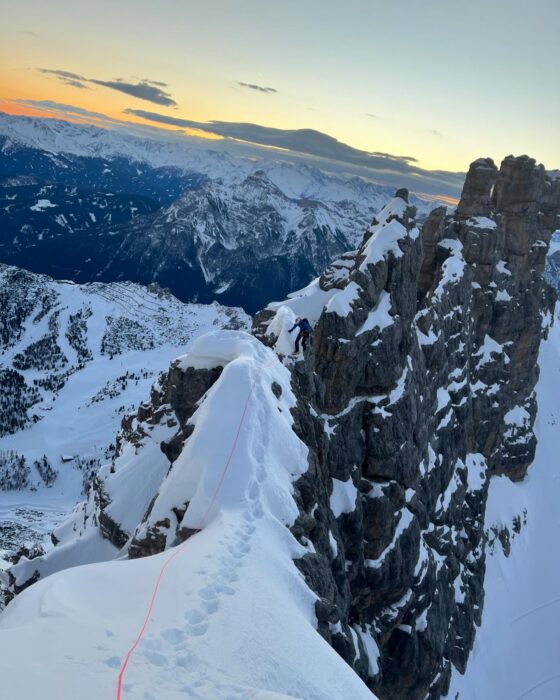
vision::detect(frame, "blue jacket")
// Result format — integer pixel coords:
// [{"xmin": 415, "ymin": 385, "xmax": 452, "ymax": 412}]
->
[{"xmin": 289, "ymin": 318, "xmax": 312, "ymax": 333}]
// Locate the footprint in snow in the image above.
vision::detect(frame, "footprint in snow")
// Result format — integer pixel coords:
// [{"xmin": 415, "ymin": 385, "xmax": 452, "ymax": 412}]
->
[
  {"xmin": 184, "ymin": 609, "xmax": 205, "ymax": 625},
  {"xmin": 160, "ymin": 627, "xmax": 186, "ymax": 645},
  {"xmin": 174, "ymin": 651, "xmax": 196, "ymax": 669},
  {"xmin": 104, "ymin": 656, "xmax": 121, "ymax": 669},
  {"xmin": 142, "ymin": 650, "xmax": 168, "ymax": 667},
  {"xmin": 140, "ymin": 636, "xmax": 162, "ymax": 651},
  {"xmin": 200, "ymin": 598, "xmax": 219, "ymax": 614},
  {"xmin": 247, "ymin": 481, "xmax": 260, "ymax": 501},
  {"xmin": 214, "ymin": 567, "xmax": 239, "ymax": 584},
  {"xmin": 198, "ymin": 585, "xmax": 218, "ymax": 601},
  {"xmin": 235, "ymin": 528, "xmax": 251, "ymax": 543},
  {"xmin": 233, "ymin": 541, "xmax": 250, "ymax": 556}
]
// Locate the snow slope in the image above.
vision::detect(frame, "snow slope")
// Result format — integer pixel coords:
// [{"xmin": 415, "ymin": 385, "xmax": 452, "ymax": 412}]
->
[
  {"xmin": 0, "ymin": 331, "xmax": 375, "ymax": 700},
  {"xmin": 446, "ymin": 318, "xmax": 560, "ymax": 699},
  {"xmin": 0, "ymin": 265, "xmax": 248, "ymax": 557}
]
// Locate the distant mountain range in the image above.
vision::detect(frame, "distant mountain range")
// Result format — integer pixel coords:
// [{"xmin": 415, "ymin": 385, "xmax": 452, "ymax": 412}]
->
[{"xmin": 0, "ymin": 113, "xmax": 446, "ymax": 312}]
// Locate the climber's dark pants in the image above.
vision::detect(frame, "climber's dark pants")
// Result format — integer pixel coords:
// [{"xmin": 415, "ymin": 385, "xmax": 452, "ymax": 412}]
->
[{"xmin": 295, "ymin": 330, "xmax": 310, "ymax": 352}]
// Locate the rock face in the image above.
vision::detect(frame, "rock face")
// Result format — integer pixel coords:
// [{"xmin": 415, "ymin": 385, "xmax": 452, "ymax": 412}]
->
[
  {"xmin": 94, "ymin": 171, "xmax": 374, "ymax": 313},
  {"xmin": 5, "ymin": 156, "xmax": 560, "ymax": 698},
  {"xmin": 254, "ymin": 155, "xmax": 559, "ymax": 697}
]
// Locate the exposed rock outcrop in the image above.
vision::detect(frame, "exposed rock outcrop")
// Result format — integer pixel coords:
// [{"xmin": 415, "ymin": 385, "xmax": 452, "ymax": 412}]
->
[{"xmin": 253, "ymin": 155, "xmax": 559, "ymax": 697}]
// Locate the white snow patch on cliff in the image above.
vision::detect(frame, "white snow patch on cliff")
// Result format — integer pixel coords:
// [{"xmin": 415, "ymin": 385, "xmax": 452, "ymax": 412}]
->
[
  {"xmin": 466, "ymin": 216, "xmax": 497, "ymax": 230},
  {"xmin": 30, "ymin": 198, "xmax": 56, "ymax": 211},
  {"xmin": 356, "ymin": 292, "xmax": 393, "ymax": 335},
  {"xmin": 330, "ymin": 477, "xmax": 358, "ymax": 518}
]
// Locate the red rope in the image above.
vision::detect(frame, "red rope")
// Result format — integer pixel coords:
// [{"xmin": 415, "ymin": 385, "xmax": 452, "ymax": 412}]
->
[{"xmin": 115, "ymin": 356, "xmax": 274, "ymax": 699}]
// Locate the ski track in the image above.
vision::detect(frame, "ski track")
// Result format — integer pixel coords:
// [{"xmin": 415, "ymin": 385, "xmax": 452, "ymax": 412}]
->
[
  {"xmin": 511, "ymin": 596, "xmax": 560, "ymax": 624},
  {"xmin": 515, "ymin": 675, "xmax": 560, "ymax": 700}
]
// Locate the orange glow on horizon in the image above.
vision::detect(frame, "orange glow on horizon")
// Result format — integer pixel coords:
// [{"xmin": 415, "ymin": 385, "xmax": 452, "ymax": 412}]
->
[
  {"xmin": 418, "ymin": 193, "xmax": 459, "ymax": 207},
  {"xmin": 0, "ymin": 98, "xmax": 224, "ymax": 142}
]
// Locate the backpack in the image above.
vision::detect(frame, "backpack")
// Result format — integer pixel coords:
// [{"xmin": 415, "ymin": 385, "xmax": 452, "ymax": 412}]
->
[{"xmin": 300, "ymin": 318, "xmax": 312, "ymax": 333}]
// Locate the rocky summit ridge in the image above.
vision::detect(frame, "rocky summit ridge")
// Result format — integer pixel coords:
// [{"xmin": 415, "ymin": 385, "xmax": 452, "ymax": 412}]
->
[{"xmin": 4, "ymin": 155, "xmax": 560, "ymax": 699}]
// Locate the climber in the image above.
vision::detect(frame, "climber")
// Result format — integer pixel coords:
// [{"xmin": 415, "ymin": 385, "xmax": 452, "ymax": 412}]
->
[{"xmin": 288, "ymin": 316, "xmax": 312, "ymax": 355}]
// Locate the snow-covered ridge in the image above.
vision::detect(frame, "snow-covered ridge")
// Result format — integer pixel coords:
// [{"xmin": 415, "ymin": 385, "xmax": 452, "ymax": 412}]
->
[{"xmin": 0, "ymin": 330, "xmax": 375, "ymax": 700}]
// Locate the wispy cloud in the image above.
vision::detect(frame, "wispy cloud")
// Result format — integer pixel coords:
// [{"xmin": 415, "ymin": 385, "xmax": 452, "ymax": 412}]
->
[
  {"xmin": 14, "ymin": 99, "xmax": 120, "ymax": 124},
  {"xmin": 64, "ymin": 79, "xmax": 89, "ymax": 89},
  {"xmin": 19, "ymin": 30, "xmax": 39, "ymax": 36},
  {"xmin": 237, "ymin": 82, "xmax": 278, "ymax": 94},
  {"xmin": 142, "ymin": 78, "xmax": 168, "ymax": 87},
  {"xmin": 123, "ymin": 109, "xmax": 195, "ymax": 127},
  {"xmin": 370, "ymin": 151, "xmax": 418, "ymax": 164},
  {"xmin": 89, "ymin": 78, "xmax": 176, "ymax": 106},
  {"xmin": 38, "ymin": 69, "xmax": 90, "ymax": 89},
  {"xmin": 36, "ymin": 68, "xmax": 176, "ymax": 106},
  {"xmin": 365, "ymin": 113, "xmax": 378, "ymax": 119},
  {"xmin": 38, "ymin": 68, "xmax": 86, "ymax": 81}
]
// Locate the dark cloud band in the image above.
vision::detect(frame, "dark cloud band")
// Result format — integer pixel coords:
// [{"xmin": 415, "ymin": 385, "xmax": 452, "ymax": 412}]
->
[
  {"xmin": 37, "ymin": 69, "xmax": 176, "ymax": 106},
  {"xmin": 89, "ymin": 79, "xmax": 176, "ymax": 106},
  {"xmin": 6, "ymin": 99, "xmax": 463, "ymax": 197},
  {"xmin": 123, "ymin": 108, "xmax": 464, "ymax": 195}
]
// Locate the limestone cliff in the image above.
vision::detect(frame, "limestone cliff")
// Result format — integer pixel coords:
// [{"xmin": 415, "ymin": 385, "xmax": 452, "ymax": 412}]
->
[{"xmin": 253, "ymin": 154, "xmax": 559, "ymax": 698}]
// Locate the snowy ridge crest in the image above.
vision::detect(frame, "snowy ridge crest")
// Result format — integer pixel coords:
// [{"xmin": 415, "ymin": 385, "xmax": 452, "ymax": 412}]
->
[{"xmin": 2, "ymin": 330, "xmax": 376, "ymax": 699}]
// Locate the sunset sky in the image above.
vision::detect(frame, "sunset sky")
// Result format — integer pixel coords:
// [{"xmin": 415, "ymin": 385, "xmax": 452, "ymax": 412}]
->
[{"xmin": 1, "ymin": 0, "xmax": 559, "ymax": 174}]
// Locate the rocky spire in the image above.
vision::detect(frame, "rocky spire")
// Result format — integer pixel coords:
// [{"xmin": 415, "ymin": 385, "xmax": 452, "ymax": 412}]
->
[{"xmin": 456, "ymin": 157, "xmax": 497, "ymax": 219}]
